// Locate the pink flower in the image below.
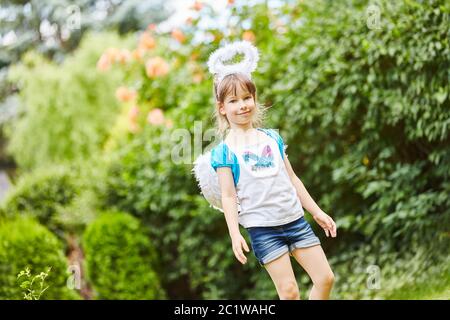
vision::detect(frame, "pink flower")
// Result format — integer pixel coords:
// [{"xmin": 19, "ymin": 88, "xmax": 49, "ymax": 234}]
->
[
  {"xmin": 139, "ymin": 32, "xmax": 156, "ymax": 50},
  {"xmin": 242, "ymin": 30, "xmax": 256, "ymax": 42},
  {"xmin": 96, "ymin": 53, "xmax": 111, "ymax": 71},
  {"xmin": 145, "ymin": 57, "xmax": 170, "ymax": 78},
  {"xmin": 191, "ymin": 1, "xmax": 203, "ymax": 11},
  {"xmin": 147, "ymin": 23, "xmax": 157, "ymax": 31},
  {"xmin": 128, "ymin": 105, "xmax": 140, "ymax": 133},
  {"xmin": 128, "ymin": 105, "xmax": 139, "ymax": 121},
  {"xmin": 131, "ymin": 48, "xmax": 145, "ymax": 62},
  {"xmin": 171, "ymin": 28, "xmax": 186, "ymax": 43},
  {"xmin": 115, "ymin": 87, "xmax": 137, "ymax": 103},
  {"xmin": 147, "ymin": 108, "xmax": 165, "ymax": 126},
  {"xmin": 105, "ymin": 48, "xmax": 121, "ymax": 62},
  {"xmin": 117, "ymin": 49, "xmax": 132, "ymax": 64}
]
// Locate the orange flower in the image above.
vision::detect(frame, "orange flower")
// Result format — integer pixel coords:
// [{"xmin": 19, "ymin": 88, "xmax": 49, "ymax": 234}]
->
[
  {"xmin": 147, "ymin": 108, "xmax": 165, "ymax": 126},
  {"xmin": 242, "ymin": 30, "xmax": 256, "ymax": 42},
  {"xmin": 117, "ymin": 49, "xmax": 131, "ymax": 64},
  {"xmin": 227, "ymin": 0, "xmax": 235, "ymax": 5},
  {"xmin": 105, "ymin": 48, "xmax": 121, "ymax": 62},
  {"xmin": 171, "ymin": 28, "xmax": 186, "ymax": 43},
  {"xmin": 128, "ymin": 105, "xmax": 139, "ymax": 121},
  {"xmin": 145, "ymin": 57, "xmax": 170, "ymax": 78},
  {"xmin": 191, "ymin": 1, "xmax": 203, "ymax": 11},
  {"xmin": 115, "ymin": 87, "xmax": 137, "ymax": 103},
  {"xmin": 131, "ymin": 48, "xmax": 145, "ymax": 62},
  {"xmin": 139, "ymin": 32, "xmax": 156, "ymax": 50},
  {"xmin": 96, "ymin": 53, "xmax": 111, "ymax": 71}
]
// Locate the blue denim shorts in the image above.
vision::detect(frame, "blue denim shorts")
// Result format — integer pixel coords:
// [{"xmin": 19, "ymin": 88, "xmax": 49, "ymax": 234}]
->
[{"xmin": 246, "ymin": 216, "xmax": 321, "ymax": 267}]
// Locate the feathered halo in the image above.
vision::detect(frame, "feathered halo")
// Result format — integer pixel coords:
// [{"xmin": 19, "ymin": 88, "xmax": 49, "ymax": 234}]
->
[{"xmin": 207, "ymin": 40, "xmax": 259, "ymax": 84}]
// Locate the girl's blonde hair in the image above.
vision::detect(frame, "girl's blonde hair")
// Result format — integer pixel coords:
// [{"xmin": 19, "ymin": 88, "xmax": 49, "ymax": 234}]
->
[{"xmin": 212, "ymin": 73, "xmax": 268, "ymax": 138}]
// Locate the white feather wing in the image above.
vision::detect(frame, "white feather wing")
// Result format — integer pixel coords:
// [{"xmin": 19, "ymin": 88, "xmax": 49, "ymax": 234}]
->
[{"xmin": 192, "ymin": 151, "xmax": 241, "ymax": 213}]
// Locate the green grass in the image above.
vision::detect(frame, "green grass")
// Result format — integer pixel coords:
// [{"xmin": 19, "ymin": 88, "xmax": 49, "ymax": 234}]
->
[
  {"xmin": 419, "ymin": 287, "xmax": 450, "ymax": 300},
  {"xmin": 385, "ymin": 267, "xmax": 450, "ymax": 300},
  {"xmin": 389, "ymin": 285, "xmax": 450, "ymax": 300}
]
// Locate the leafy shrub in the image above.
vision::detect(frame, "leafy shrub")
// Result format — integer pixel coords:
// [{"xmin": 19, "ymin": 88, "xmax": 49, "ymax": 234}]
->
[
  {"xmin": 5, "ymin": 32, "xmax": 130, "ymax": 170},
  {"xmin": 259, "ymin": 0, "xmax": 450, "ymax": 298},
  {"xmin": 0, "ymin": 217, "xmax": 80, "ymax": 299},
  {"xmin": 82, "ymin": 211, "xmax": 165, "ymax": 299},
  {"xmin": 0, "ymin": 155, "xmax": 110, "ymax": 238},
  {"xmin": 0, "ymin": 165, "xmax": 80, "ymax": 238}
]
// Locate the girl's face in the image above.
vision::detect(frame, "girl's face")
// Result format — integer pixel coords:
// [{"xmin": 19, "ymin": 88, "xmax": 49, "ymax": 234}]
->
[{"xmin": 218, "ymin": 84, "xmax": 256, "ymax": 128}]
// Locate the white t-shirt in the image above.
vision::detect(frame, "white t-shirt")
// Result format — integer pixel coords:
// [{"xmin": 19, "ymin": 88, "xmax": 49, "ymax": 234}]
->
[{"xmin": 210, "ymin": 128, "xmax": 304, "ymax": 228}]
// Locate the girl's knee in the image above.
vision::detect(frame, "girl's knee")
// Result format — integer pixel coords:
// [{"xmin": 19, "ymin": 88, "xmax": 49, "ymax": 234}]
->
[
  {"xmin": 278, "ymin": 280, "xmax": 300, "ymax": 300},
  {"xmin": 314, "ymin": 271, "xmax": 335, "ymax": 288}
]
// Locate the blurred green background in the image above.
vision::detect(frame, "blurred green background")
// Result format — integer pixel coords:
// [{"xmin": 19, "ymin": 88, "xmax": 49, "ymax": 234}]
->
[{"xmin": 0, "ymin": 0, "xmax": 449, "ymax": 300}]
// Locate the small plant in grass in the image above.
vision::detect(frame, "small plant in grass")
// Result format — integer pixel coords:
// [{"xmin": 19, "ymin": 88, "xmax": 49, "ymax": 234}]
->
[{"xmin": 17, "ymin": 267, "xmax": 52, "ymax": 300}]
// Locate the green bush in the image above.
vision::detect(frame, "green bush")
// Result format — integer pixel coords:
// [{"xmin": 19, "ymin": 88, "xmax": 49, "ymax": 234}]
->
[
  {"xmin": 82, "ymin": 211, "xmax": 165, "ymax": 299},
  {"xmin": 259, "ymin": 0, "xmax": 450, "ymax": 298},
  {"xmin": 5, "ymin": 32, "xmax": 130, "ymax": 170},
  {"xmin": 0, "ymin": 217, "xmax": 80, "ymax": 299},
  {"xmin": 0, "ymin": 165, "xmax": 80, "ymax": 238},
  {"xmin": 0, "ymin": 157, "xmax": 108, "ymax": 238}
]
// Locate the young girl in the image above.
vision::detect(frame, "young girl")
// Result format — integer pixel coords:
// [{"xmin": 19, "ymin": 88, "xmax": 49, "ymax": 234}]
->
[{"xmin": 205, "ymin": 41, "xmax": 337, "ymax": 300}]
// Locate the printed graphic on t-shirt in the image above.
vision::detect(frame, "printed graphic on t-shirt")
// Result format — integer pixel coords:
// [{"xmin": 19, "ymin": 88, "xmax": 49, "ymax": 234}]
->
[
  {"xmin": 241, "ymin": 144, "xmax": 278, "ymax": 176},
  {"xmin": 242, "ymin": 145, "xmax": 274, "ymax": 172}
]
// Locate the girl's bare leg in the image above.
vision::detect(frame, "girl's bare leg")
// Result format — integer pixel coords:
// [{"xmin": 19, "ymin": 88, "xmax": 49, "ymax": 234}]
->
[
  {"xmin": 263, "ymin": 252, "xmax": 300, "ymax": 300},
  {"xmin": 291, "ymin": 245, "xmax": 335, "ymax": 300}
]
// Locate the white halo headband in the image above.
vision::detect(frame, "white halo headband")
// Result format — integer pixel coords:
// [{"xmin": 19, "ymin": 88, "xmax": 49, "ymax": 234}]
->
[{"xmin": 207, "ymin": 40, "xmax": 260, "ymax": 85}]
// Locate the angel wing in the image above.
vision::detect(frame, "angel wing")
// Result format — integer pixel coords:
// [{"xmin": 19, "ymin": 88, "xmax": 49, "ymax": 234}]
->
[{"xmin": 192, "ymin": 151, "xmax": 241, "ymax": 213}]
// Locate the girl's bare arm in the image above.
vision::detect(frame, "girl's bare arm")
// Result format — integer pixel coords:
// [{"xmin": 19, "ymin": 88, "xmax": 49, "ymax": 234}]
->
[
  {"xmin": 217, "ymin": 167, "xmax": 240, "ymax": 237},
  {"xmin": 283, "ymin": 153, "xmax": 337, "ymax": 237},
  {"xmin": 217, "ymin": 167, "xmax": 250, "ymax": 264},
  {"xmin": 283, "ymin": 154, "xmax": 323, "ymax": 217}
]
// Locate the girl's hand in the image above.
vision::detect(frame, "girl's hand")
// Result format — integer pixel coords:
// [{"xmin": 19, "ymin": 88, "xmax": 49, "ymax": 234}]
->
[
  {"xmin": 230, "ymin": 233, "xmax": 250, "ymax": 264},
  {"xmin": 313, "ymin": 211, "xmax": 337, "ymax": 238}
]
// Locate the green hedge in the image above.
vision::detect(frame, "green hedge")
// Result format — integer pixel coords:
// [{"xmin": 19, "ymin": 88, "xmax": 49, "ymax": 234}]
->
[
  {"xmin": 0, "ymin": 157, "xmax": 108, "ymax": 238},
  {"xmin": 0, "ymin": 217, "xmax": 80, "ymax": 299},
  {"xmin": 0, "ymin": 165, "xmax": 80, "ymax": 238},
  {"xmin": 82, "ymin": 211, "xmax": 165, "ymax": 299},
  {"xmin": 261, "ymin": 0, "xmax": 450, "ymax": 298}
]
